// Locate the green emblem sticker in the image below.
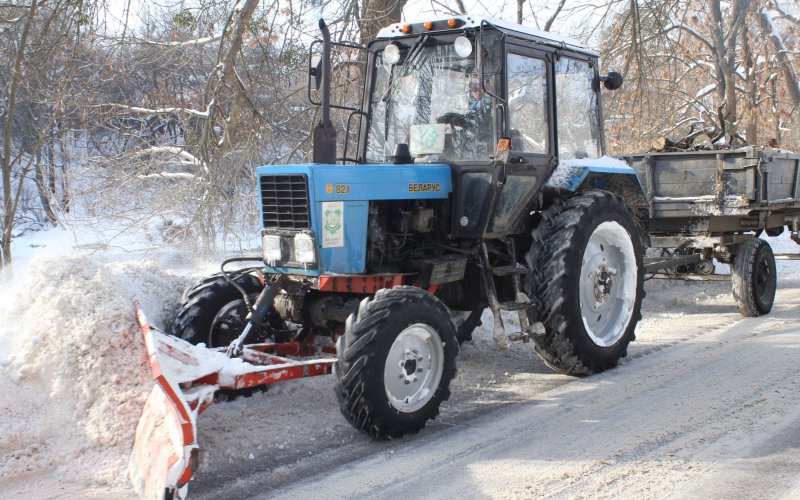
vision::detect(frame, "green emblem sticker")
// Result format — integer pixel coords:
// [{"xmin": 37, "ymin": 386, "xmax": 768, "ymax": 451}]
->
[{"xmin": 321, "ymin": 201, "xmax": 344, "ymax": 248}]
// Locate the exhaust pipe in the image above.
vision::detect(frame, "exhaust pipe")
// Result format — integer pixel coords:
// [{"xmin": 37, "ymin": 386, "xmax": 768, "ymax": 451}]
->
[{"xmin": 313, "ymin": 19, "xmax": 337, "ymax": 164}]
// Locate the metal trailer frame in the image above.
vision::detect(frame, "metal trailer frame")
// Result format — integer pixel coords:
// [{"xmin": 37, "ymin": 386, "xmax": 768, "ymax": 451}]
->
[{"xmin": 621, "ymin": 147, "xmax": 800, "ymax": 275}]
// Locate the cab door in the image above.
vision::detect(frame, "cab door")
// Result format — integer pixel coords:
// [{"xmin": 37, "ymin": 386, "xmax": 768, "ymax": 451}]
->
[{"xmin": 485, "ymin": 45, "xmax": 556, "ymax": 237}]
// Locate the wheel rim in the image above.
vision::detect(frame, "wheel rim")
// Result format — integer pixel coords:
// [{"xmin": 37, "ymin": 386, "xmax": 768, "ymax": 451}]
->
[
  {"xmin": 755, "ymin": 251, "xmax": 775, "ymax": 303},
  {"xmin": 209, "ymin": 298, "xmax": 287, "ymax": 348},
  {"xmin": 383, "ymin": 323, "xmax": 445, "ymax": 413},
  {"xmin": 209, "ymin": 299, "xmax": 249, "ymax": 347},
  {"xmin": 579, "ymin": 221, "xmax": 637, "ymax": 347}
]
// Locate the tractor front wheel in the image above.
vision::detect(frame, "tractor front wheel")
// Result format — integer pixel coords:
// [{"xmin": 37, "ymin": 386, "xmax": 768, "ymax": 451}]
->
[
  {"xmin": 172, "ymin": 272, "xmax": 286, "ymax": 347},
  {"xmin": 334, "ymin": 286, "xmax": 458, "ymax": 439}
]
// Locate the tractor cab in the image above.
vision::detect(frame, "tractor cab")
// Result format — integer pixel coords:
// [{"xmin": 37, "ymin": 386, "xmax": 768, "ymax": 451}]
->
[{"xmin": 353, "ymin": 16, "xmax": 618, "ymax": 238}]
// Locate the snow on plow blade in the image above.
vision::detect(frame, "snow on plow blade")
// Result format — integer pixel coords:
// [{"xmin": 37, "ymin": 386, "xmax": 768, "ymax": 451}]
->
[{"xmin": 130, "ymin": 303, "xmax": 335, "ymax": 499}]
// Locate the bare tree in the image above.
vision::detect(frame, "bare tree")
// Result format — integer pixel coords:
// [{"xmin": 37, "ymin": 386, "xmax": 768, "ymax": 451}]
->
[
  {"xmin": 0, "ymin": 0, "xmax": 90, "ymax": 276},
  {"xmin": 600, "ymin": 0, "xmax": 800, "ymax": 152}
]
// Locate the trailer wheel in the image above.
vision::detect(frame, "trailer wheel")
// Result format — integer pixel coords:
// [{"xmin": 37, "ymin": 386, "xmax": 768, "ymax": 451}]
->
[
  {"xmin": 526, "ymin": 190, "xmax": 644, "ymax": 375},
  {"xmin": 450, "ymin": 309, "xmax": 484, "ymax": 343},
  {"xmin": 334, "ymin": 286, "xmax": 458, "ymax": 439},
  {"xmin": 731, "ymin": 238, "xmax": 776, "ymax": 317},
  {"xmin": 172, "ymin": 273, "xmax": 282, "ymax": 347}
]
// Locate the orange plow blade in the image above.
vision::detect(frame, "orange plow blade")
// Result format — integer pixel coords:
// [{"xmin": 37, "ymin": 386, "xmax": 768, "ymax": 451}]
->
[{"xmin": 129, "ymin": 302, "xmax": 335, "ymax": 498}]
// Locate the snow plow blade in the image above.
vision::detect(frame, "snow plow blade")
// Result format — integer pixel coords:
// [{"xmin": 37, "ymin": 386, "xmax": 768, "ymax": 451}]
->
[{"xmin": 130, "ymin": 303, "xmax": 335, "ymax": 499}]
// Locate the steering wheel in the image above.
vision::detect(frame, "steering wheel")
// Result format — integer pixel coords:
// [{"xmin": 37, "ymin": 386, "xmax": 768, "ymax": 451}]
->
[{"xmin": 436, "ymin": 112, "xmax": 470, "ymax": 129}]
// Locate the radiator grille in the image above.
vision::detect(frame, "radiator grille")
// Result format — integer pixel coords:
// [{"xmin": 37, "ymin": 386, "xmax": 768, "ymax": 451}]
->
[{"xmin": 260, "ymin": 174, "xmax": 310, "ymax": 229}]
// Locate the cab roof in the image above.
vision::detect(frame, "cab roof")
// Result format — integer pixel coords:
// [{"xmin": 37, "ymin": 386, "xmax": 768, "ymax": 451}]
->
[{"xmin": 376, "ymin": 15, "xmax": 599, "ymax": 58}]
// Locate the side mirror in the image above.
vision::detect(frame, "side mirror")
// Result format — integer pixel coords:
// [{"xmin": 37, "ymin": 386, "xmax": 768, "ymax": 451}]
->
[
  {"xmin": 309, "ymin": 53, "xmax": 323, "ymax": 91},
  {"xmin": 602, "ymin": 71, "xmax": 623, "ymax": 90}
]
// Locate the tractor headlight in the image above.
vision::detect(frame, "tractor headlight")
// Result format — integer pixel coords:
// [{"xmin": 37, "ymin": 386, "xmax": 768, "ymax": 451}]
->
[
  {"xmin": 294, "ymin": 233, "xmax": 316, "ymax": 264},
  {"xmin": 263, "ymin": 235, "xmax": 283, "ymax": 264}
]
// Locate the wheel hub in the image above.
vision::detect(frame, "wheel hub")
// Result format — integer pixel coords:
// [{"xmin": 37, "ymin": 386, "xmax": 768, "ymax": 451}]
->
[
  {"xmin": 384, "ymin": 324, "xmax": 444, "ymax": 413},
  {"xmin": 593, "ymin": 265, "xmax": 617, "ymax": 303},
  {"xmin": 398, "ymin": 349, "xmax": 424, "ymax": 384}
]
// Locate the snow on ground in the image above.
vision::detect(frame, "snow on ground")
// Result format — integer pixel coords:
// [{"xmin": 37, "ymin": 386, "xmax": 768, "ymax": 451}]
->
[
  {"xmin": 190, "ymin": 233, "xmax": 800, "ymax": 498},
  {"xmin": 0, "ymin": 256, "xmax": 192, "ymax": 497},
  {"xmin": 0, "ymin": 227, "xmax": 797, "ymax": 498}
]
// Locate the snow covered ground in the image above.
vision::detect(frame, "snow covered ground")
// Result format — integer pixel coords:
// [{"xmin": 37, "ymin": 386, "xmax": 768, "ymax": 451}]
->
[{"xmin": 0, "ymin": 228, "xmax": 797, "ymax": 498}]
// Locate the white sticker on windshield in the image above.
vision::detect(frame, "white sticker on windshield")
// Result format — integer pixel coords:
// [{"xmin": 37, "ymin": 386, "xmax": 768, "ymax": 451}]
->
[
  {"xmin": 321, "ymin": 201, "xmax": 344, "ymax": 248},
  {"xmin": 409, "ymin": 124, "xmax": 446, "ymax": 156}
]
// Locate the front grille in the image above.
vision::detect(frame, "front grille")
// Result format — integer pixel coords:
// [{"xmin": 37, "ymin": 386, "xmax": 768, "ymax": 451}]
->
[{"xmin": 260, "ymin": 174, "xmax": 310, "ymax": 229}]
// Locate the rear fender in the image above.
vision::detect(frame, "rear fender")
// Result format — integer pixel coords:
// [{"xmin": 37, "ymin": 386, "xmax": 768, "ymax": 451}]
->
[{"xmin": 546, "ymin": 159, "xmax": 650, "ymax": 247}]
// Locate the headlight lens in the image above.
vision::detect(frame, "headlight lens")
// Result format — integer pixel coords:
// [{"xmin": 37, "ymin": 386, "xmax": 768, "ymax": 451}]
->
[
  {"xmin": 454, "ymin": 36, "xmax": 473, "ymax": 58},
  {"xmin": 384, "ymin": 43, "xmax": 400, "ymax": 65},
  {"xmin": 263, "ymin": 235, "xmax": 282, "ymax": 264},
  {"xmin": 294, "ymin": 233, "xmax": 316, "ymax": 264}
]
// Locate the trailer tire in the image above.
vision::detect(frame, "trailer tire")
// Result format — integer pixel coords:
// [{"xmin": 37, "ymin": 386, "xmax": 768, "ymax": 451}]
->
[
  {"xmin": 334, "ymin": 286, "xmax": 458, "ymax": 439},
  {"xmin": 731, "ymin": 238, "xmax": 776, "ymax": 317},
  {"xmin": 172, "ymin": 272, "xmax": 265, "ymax": 346},
  {"xmin": 526, "ymin": 190, "xmax": 644, "ymax": 375}
]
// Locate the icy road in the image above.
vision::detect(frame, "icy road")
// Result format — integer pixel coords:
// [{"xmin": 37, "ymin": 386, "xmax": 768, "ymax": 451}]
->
[
  {"xmin": 192, "ymin": 265, "xmax": 800, "ymax": 499},
  {"xmin": 0, "ymin": 236, "xmax": 798, "ymax": 498}
]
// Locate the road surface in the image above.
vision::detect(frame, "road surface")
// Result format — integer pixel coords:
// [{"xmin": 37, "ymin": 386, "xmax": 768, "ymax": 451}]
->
[{"xmin": 192, "ymin": 270, "xmax": 800, "ymax": 499}]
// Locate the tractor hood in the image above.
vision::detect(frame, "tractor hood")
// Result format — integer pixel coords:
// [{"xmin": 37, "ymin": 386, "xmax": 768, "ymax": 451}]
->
[{"xmin": 255, "ymin": 163, "xmax": 453, "ymax": 275}]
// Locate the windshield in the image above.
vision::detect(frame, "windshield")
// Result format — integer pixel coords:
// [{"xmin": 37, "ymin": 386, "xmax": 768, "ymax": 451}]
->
[{"xmin": 366, "ymin": 41, "xmax": 497, "ymax": 163}]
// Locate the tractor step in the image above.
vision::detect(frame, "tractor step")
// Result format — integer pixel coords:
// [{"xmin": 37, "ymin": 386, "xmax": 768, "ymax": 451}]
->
[
  {"xmin": 498, "ymin": 300, "xmax": 536, "ymax": 312},
  {"xmin": 491, "ymin": 263, "xmax": 531, "ymax": 276}
]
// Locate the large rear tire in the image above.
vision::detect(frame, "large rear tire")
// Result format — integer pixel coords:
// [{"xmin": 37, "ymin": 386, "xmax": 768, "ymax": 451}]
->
[
  {"xmin": 526, "ymin": 190, "xmax": 644, "ymax": 375},
  {"xmin": 334, "ymin": 286, "xmax": 458, "ymax": 439},
  {"xmin": 731, "ymin": 238, "xmax": 776, "ymax": 317}
]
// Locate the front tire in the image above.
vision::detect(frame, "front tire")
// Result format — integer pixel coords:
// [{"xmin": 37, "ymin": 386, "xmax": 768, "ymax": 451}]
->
[
  {"xmin": 172, "ymin": 272, "xmax": 266, "ymax": 346},
  {"xmin": 334, "ymin": 286, "xmax": 458, "ymax": 439},
  {"xmin": 731, "ymin": 238, "xmax": 776, "ymax": 317},
  {"xmin": 526, "ymin": 191, "xmax": 644, "ymax": 375}
]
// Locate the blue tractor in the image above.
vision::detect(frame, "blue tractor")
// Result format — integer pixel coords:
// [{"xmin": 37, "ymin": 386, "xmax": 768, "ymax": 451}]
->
[{"xmin": 173, "ymin": 17, "xmax": 648, "ymax": 439}]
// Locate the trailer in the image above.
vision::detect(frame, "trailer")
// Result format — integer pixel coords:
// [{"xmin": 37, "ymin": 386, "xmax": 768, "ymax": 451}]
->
[{"xmin": 624, "ymin": 146, "xmax": 800, "ymax": 316}]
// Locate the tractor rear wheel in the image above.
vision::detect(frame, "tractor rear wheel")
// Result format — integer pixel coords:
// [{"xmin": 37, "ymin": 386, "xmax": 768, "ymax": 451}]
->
[
  {"xmin": 526, "ymin": 190, "xmax": 644, "ymax": 375},
  {"xmin": 731, "ymin": 238, "xmax": 776, "ymax": 317},
  {"xmin": 334, "ymin": 286, "xmax": 458, "ymax": 439}
]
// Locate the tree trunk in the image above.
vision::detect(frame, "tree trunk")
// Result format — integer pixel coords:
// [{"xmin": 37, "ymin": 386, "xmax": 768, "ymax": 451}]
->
[
  {"xmin": 358, "ymin": 0, "xmax": 406, "ymax": 46},
  {"xmin": 758, "ymin": 8, "xmax": 800, "ymax": 109},
  {"xmin": 741, "ymin": 21, "xmax": 758, "ymax": 145},
  {"xmin": 708, "ymin": 0, "xmax": 748, "ymax": 142},
  {"xmin": 0, "ymin": 240, "xmax": 11, "ymax": 280},
  {"xmin": 34, "ymin": 146, "xmax": 58, "ymax": 224},
  {"xmin": 0, "ymin": 0, "xmax": 39, "ymax": 275},
  {"xmin": 59, "ymin": 132, "xmax": 70, "ymax": 213}
]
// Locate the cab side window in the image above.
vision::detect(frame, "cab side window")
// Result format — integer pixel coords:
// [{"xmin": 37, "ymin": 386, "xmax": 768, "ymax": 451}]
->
[
  {"xmin": 555, "ymin": 58, "xmax": 601, "ymax": 159},
  {"xmin": 506, "ymin": 53, "xmax": 549, "ymax": 154}
]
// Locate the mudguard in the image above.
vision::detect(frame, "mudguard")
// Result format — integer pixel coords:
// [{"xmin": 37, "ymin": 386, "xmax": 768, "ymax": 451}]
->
[{"xmin": 546, "ymin": 156, "xmax": 649, "ymax": 215}]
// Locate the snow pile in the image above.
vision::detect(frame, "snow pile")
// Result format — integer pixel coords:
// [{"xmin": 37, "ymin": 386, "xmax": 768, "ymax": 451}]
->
[{"xmin": 0, "ymin": 255, "xmax": 189, "ymax": 493}]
